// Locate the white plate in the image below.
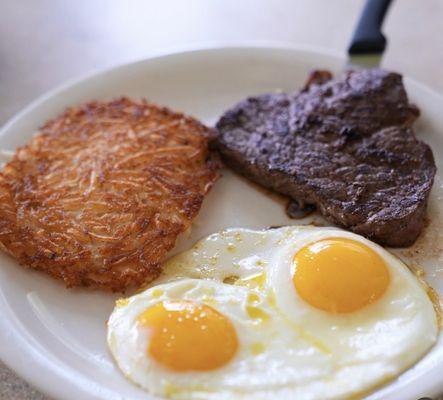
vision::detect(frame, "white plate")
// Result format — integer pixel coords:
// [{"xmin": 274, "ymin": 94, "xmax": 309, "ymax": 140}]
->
[{"xmin": 0, "ymin": 46, "xmax": 442, "ymax": 400}]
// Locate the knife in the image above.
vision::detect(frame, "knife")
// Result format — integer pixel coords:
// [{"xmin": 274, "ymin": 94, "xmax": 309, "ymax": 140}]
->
[{"xmin": 347, "ymin": 0, "xmax": 393, "ymax": 70}]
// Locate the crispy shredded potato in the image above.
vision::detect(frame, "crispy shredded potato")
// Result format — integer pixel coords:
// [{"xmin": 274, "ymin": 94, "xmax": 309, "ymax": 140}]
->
[{"xmin": 0, "ymin": 98, "xmax": 219, "ymax": 291}]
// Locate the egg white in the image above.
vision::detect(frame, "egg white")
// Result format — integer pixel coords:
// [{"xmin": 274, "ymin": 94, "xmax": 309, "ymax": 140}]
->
[
  {"xmin": 267, "ymin": 227, "xmax": 438, "ymax": 395},
  {"xmin": 154, "ymin": 227, "xmax": 289, "ymax": 285},
  {"xmin": 108, "ymin": 226, "xmax": 438, "ymax": 399},
  {"xmin": 108, "ymin": 278, "xmax": 332, "ymax": 400}
]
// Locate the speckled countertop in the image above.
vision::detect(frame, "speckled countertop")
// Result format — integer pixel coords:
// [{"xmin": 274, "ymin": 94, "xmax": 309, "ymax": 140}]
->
[
  {"xmin": 1, "ymin": 0, "xmax": 443, "ymax": 399},
  {"xmin": 0, "ymin": 363, "xmax": 48, "ymax": 400}
]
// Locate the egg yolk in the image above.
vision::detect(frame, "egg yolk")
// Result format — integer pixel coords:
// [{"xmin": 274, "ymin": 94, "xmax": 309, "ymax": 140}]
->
[
  {"xmin": 138, "ymin": 300, "xmax": 238, "ymax": 372},
  {"xmin": 293, "ymin": 238, "xmax": 390, "ymax": 313}
]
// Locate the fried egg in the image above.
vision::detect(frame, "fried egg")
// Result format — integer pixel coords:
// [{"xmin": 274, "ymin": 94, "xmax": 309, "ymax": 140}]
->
[{"xmin": 107, "ymin": 226, "xmax": 438, "ymax": 399}]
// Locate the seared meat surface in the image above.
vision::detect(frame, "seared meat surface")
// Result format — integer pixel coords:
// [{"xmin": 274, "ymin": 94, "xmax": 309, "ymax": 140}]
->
[{"xmin": 215, "ymin": 69, "xmax": 435, "ymax": 247}]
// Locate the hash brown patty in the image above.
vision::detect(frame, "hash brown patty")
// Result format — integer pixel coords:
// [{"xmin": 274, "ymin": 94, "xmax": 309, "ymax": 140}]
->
[{"xmin": 0, "ymin": 98, "xmax": 219, "ymax": 291}]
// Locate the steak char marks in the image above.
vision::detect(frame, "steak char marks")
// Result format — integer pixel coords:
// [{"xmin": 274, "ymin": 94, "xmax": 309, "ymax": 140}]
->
[{"xmin": 215, "ymin": 69, "xmax": 436, "ymax": 247}]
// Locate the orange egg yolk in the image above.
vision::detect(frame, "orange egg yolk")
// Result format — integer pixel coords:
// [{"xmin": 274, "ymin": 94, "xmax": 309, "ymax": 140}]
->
[
  {"xmin": 293, "ymin": 238, "xmax": 390, "ymax": 313},
  {"xmin": 138, "ymin": 300, "xmax": 238, "ymax": 372}
]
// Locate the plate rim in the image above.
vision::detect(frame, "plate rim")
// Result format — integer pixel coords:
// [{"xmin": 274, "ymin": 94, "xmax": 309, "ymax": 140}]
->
[
  {"xmin": 0, "ymin": 41, "xmax": 345, "ymax": 139},
  {"xmin": 1, "ymin": 44, "xmax": 443, "ymax": 400}
]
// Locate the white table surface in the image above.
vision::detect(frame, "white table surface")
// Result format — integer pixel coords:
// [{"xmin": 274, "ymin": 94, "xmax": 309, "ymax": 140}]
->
[{"xmin": 0, "ymin": 0, "xmax": 442, "ymax": 399}]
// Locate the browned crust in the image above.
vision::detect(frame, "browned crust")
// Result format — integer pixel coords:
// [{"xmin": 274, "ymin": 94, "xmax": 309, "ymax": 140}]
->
[{"xmin": 0, "ymin": 97, "xmax": 219, "ymax": 291}]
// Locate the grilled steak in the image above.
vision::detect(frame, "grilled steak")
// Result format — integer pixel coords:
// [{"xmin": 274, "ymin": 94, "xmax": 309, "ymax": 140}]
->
[{"xmin": 215, "ymin": 69, "xmax": 436, "ymax": 247}]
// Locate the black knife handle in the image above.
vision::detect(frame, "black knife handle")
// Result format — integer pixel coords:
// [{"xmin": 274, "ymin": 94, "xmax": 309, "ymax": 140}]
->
[{"xmin": 348, "ymin": 0, "xmax": 393, "ymax": 55}]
